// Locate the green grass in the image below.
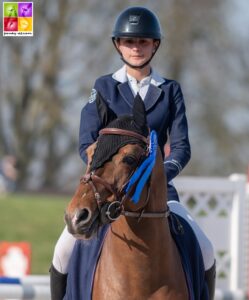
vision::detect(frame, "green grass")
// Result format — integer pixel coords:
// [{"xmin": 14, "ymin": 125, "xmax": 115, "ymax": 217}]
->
[{"xmin": 0, "ymin": 193, "xmax": 69, "ymax": 274}]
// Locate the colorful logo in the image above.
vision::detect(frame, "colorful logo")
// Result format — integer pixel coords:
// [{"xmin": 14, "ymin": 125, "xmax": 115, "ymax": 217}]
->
[{"xmin": 3, "ymin": 2, "xmax": 33, "ymax": 36}]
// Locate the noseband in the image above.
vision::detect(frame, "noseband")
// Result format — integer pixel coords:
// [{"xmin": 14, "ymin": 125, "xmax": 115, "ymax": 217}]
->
[{"xmin": 81, "ymin": 128, "xmax": 170, "ymax": 224}]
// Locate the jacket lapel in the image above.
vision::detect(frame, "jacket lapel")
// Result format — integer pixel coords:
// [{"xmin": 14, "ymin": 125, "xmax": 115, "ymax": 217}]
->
[
  {"xmin": 143, "ymin": 84, "xmax": 163, "ymax": 111},
  {"xmin": 118, "ymin": 82, "xmax": 135, "ymax": 108},
  {"xmin": 118, "ymin": 82, "xmax": 163, "ymax": 111}
]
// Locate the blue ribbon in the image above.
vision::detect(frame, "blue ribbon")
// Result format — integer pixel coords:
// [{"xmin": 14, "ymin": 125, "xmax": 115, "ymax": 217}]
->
[{"xmin": 125, "ymin": 130, "xmax": 158, "ymax": 203}]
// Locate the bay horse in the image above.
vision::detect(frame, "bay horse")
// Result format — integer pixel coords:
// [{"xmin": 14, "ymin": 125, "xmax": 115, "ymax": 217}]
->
[{"xmin": 64, "ymin": 94, "xmax": 208, "ymax": 300}]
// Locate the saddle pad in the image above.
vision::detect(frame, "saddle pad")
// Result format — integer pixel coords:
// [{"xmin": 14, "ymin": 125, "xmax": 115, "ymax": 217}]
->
[{"xmin": 64, "ymin": 215, "xmax": 208, "ymax": 300}]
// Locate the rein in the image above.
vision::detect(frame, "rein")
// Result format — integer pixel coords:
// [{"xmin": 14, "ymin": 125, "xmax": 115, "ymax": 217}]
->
[{"xmin": 82, "ymin": 128, "xmax": 170, "ymax": 223}]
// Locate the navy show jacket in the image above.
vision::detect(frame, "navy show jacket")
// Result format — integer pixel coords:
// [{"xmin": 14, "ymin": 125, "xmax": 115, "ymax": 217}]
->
[{"xmin": 79, "ymin": 69, "xmax": 191, "ymax": 200}]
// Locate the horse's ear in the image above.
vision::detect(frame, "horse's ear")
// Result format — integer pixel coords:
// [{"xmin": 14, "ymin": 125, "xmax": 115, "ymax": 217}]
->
[
  {"xmin": 133, "ymin": 93, "xmax": 147, "ymax": 129},
  {"xmin": 96, "ymin": 92, "xmax": 117, "ymax": 127}
]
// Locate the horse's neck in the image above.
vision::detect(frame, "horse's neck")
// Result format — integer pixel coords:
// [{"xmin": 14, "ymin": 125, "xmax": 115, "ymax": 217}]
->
[
  {"xmin": 93, "ymin": 150, "xmax": 189, "ymax": 299},
  {"xmin": 100, "ymin": 148, "xmax": 176, "ymax": 273}
]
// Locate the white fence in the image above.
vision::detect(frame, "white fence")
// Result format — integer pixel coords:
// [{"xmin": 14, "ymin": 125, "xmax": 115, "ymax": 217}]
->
[
  {"xmin": 175, "ymin": 173, "xmax": 249, "ymax": 298},
  {"xmin": 0, "ymin": 174, "xmax": 248, "ymax": 299}
]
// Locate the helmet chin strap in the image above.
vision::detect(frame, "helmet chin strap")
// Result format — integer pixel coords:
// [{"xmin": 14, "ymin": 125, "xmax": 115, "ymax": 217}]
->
[{"xmin": 120, "ymin": 55, "xmax": 153, "ymax": 69}]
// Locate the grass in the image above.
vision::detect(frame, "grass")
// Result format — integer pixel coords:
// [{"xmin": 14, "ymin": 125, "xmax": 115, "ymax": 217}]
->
[{"xmin": 0, "ymin": 192, "xmax": 69, "ymax": 274}]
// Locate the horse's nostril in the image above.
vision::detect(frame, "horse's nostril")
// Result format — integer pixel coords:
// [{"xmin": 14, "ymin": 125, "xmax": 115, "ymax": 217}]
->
[{"xmin": 77, "ymin": 208, "xmax": 91, "ymax": 224}]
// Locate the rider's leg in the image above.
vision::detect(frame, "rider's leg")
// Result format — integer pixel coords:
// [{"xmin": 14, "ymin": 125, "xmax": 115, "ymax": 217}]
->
[
  {"xmin": 50, "ymin": 226, "xmax": 76, "ymax": 300},
  {"xmin": 50, "ymin": 264, "xmax": 68, "ymax": 300},
  {"xmin": 168, "ymin": 201, "xmax": 216, "ymax": 299}
]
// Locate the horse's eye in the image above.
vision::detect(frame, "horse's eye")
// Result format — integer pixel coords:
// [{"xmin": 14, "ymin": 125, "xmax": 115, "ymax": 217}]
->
[{"xmin": 122, "ymin": 155, "xmax": 137, "ymax": 166}]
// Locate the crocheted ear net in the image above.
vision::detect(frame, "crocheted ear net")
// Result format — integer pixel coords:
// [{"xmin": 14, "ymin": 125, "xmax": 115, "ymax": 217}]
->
[{"xmin": 89, "ymin": 115, "xmax": 149, "ymax": 171}]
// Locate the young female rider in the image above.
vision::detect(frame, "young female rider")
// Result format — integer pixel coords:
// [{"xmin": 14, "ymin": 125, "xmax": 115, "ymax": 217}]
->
[{"xmin": 50, "ymin": 7, "xmax": 216, "ymax": 299}]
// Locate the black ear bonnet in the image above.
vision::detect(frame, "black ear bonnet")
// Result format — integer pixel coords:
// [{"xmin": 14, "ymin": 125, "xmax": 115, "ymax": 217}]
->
[{"xmin": 89, "ymin": 93, "xmax": 149, "ymax": 171}]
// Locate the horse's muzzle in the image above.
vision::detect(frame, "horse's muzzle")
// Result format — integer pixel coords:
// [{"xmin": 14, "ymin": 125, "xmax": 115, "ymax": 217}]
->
[{"xmin": 64, "ymin": 208, "xmax": 100, "ymax": 239}]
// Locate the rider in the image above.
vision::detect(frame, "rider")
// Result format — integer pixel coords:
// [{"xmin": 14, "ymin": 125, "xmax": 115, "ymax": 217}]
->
[{"xmin": 50, "ymin": 6, "xmax": 216, "ymax": 299}]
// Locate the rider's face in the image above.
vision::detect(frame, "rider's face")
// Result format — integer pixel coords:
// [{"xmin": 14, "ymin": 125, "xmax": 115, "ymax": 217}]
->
[{"xmin": 116, "ymin": 38, "xmax": 158, "ymax": 68}]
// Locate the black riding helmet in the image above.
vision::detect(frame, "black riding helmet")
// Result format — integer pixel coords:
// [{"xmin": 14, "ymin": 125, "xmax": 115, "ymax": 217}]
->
[{"xmin": 112, "ymin": 7, "xmax": 162, "ymax": 69}]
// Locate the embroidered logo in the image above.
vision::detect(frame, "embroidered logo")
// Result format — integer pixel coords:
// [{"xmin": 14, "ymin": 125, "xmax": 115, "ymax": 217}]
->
[{"xmin": 88, "ymin": 89, "xmax": 97, "ymax": 103}]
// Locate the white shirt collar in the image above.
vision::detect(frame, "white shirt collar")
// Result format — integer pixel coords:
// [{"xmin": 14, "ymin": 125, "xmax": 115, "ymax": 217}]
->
[
  {"xmin": 112, "ymin": 65, "xmax": 165, "ymax": 87},
  {"xmin": 126, "ymin": 73, "xmax": 151, "ymax": 87}
]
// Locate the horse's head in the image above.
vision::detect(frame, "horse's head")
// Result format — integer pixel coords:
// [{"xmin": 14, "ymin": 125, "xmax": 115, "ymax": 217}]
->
[{"xmin": 65, "ymin": 93, "xmax": 156, "ymax": 239}]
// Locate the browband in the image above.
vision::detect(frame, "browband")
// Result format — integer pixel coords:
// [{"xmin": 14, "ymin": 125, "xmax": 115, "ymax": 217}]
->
[{"xmin": 99, "ymin": 128, "xmax": 149, "ymax": 145}]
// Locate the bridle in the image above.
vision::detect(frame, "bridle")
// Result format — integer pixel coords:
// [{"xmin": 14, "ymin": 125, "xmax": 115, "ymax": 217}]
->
[{"xmin": 81, "ymin": 128, "xmax": 170, "ymax": 224}]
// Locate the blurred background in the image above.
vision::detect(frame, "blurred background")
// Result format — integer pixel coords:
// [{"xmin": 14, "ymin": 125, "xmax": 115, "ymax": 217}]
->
[{"xmin": 0, "ymin": 0, "xmax": 248, "ymax": 276}]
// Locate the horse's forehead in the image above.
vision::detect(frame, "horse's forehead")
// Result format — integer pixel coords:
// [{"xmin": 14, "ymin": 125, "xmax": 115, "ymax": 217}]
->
[{"xmin": 90, "ymin": 138, "xmax": 144, "ymax": 172}]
